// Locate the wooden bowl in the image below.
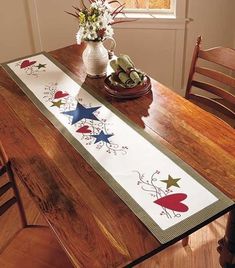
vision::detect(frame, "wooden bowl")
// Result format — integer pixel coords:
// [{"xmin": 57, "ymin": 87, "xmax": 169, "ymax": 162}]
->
[{"xmin": 104, "ymin": 75, "xmax": 151, "ymax": 99}]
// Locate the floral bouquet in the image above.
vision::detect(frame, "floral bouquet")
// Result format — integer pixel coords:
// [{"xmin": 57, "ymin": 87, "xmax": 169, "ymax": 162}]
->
[{"xmin": 67, "ymin": 0, "xmax": 126, "ymax": 44}]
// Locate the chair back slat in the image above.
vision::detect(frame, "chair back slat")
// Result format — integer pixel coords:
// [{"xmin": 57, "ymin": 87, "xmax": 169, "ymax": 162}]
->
[
  {"xmin": 198, "ymin": 47, "xmax": 235, "ymax": 70},
  {"xmin": 0, "ymin": 165, "xmax": 7, "ymax": 176},
  {"xmin": 191, "ymin": 80, "xmax": 235, "ymax": 105},
  {"xmin": 0, "ymin": 197, "xmax": 17, "ymax": 217},
  {"xmin": 195, "ymin": 67, "xmax": 235, "ymax": 88},
  {"xmin": 0, "ymin": 182, "xmax": 12, "ymax": 197}
]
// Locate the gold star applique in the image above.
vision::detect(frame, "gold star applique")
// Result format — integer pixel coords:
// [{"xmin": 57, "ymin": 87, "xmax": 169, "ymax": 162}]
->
[
  {"xmin": 36, "ymin": 63, "xmax": 46, "ymax": 69},
  {"xmin": 161, "ymin": 175, "xmax": 181, "ymax": 189},
  {"xmin": 51, "ymin": 100, "xmax": 64, "ymax": 108}
]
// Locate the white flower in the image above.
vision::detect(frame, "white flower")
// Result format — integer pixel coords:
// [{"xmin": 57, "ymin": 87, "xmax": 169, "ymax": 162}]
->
[
  {"xmin": 75, "ymin": 0, "xmax": 116, "ymax": 42},
  {"xmin": 87, "ymin": 30, "xmax": 98, "ymax": 40},
  {"xmin": 91, "ymin": 0, "xmax": 104, "ymax": 10},
  {"xmin": 104, "ymin": 25, "xmax": 114, "ymax": 38},
  {"xmin": 76, "ymin": 27, "xmax": 84, "ymax": 44},
  {"xmin": 103, "ymin": 2, "xmax": 112, "ymax": 11}
]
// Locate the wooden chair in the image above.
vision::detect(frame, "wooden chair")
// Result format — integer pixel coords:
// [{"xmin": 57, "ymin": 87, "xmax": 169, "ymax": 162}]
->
[
  {"xmin": 183, "ymin": 37, "xmax": 235, "ymax": 247},
  {"xmin": 0, "ymin": 141, "xmax": 73, "ymax": 268},
  {"xmin": 185, "ymin": 36, "xmax": 235, "ymax": 127}
]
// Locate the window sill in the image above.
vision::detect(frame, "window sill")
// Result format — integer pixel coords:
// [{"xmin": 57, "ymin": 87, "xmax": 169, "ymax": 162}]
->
[
  {"xmin": 114, "ymin": 13, "xmax": 190, "ymax": 29},
  {"xmin": 119, "ymin": 12, "xmax": 176, "ymax": 19}
]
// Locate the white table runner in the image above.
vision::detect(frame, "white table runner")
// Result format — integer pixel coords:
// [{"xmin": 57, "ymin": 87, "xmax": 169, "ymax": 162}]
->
[{"xmin": 2, "ymin": 52, "xmax": 233, "ymax": 243}]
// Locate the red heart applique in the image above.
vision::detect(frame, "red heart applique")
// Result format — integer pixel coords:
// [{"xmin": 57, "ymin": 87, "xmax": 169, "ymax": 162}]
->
[
  {"xmin": 154, "ymin": 193, "xmax": 189, "ymax": 212},
  {"xmin": 20, "ymin": 60, "xmax": 36, "ymax": 68},
  {"xmin": 77, "ymin": 125, "xmax": 92, "ymax": 133},
  {"xmin": 54, "ymin": 91, "xmax": 69, "ymax": 99}
]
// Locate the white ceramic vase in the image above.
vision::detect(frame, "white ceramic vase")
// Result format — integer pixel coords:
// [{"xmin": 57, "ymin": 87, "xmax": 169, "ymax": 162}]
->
[{"xmin": 82, "ymin": 37, "xmax": 116, "ymax": 78}]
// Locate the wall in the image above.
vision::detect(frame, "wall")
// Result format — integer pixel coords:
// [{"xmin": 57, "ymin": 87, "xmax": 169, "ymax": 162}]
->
[
  {"xmin": 32, "ymin": 0, "xmax": 78, "ymax": 51},
  {"xmin": 0, "ymin": 0, "xmax": 78, "ymax": 62},
  {"xmin": 114, "ymin": 29, "xmax": 176, "ymax": 85},
  {"xmin": 113, "ymin": 26, "xmax": 183, "ymax": 91},
  {"xmin": 0, "ymin": 0, "xmax": 34, "ymax": 62},
  {"xmin": 0, "ymin": 0, "xmax": 234, "ymax": 95}
]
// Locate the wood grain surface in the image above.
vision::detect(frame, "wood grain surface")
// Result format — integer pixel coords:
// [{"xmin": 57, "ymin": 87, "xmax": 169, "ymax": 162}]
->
[{"xmin": 0, "ymin": 44, "xmax": 234, "ymax": 268}]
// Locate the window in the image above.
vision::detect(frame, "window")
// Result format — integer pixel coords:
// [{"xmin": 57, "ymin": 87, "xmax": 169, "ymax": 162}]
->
[
  {"xmin": 123, "ymin": 0, "xmax": 171, "ymax": 10},
  {"xmin": 118, "ymin": 0, "xmax": 175, "ymax": 14}
]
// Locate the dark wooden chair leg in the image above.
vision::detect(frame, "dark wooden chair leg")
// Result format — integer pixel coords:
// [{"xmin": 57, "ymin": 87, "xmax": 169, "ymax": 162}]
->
[
  {"xmin": 217, "ymin": 209, "xmax": 235, "ymax": 267},
  {"xmin": 0, "ymin": 141, "xmax": 28, "ymax": 228},
  {"xmin": 7, "ymin": 161, "xmax": 28, "ymax": 228}
]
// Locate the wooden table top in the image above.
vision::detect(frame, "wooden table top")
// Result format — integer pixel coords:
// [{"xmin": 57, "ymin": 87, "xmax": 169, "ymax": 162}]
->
[{"xmin": 0, "ymin": 44, "xmax": 234, "ymax": 268}]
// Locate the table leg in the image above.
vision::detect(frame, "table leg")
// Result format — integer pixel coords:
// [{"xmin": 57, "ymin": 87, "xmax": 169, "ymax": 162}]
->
[{"xmin": 217, "ymin": 209, "xmax": 235, "ymax": 268}]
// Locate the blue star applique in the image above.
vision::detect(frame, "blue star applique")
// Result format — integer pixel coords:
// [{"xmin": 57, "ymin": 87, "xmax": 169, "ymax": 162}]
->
[
  {"xmin": 92, "ymin": 131, "xmax": 113, "ymax": 144},
  {"xmin": 62, "ymin": 103, "xmax": 101, "ymax": 125}
]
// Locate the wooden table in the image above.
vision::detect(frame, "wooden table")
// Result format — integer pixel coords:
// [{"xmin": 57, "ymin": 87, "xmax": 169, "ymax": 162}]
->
[{"xmin": 0, "ymin": 45, "xmax": 234, "ymax": 268}]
